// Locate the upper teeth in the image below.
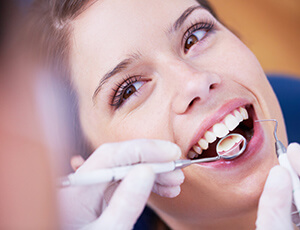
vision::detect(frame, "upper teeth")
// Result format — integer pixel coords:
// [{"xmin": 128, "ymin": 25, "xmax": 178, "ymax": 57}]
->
[{"xmin": 191, "ymin": 107, "xmax": 249, "ymax": 156}]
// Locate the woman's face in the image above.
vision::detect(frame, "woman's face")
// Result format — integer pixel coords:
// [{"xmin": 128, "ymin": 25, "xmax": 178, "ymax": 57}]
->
[{"xmin": 70, "ymin": 0, "xmax": 286, "ymax": 228}]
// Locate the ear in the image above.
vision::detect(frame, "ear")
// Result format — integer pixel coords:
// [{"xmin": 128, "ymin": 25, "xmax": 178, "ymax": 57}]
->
[{"xmin": 70, "ymin": 155, "xmax": 85, "ymax": 171}]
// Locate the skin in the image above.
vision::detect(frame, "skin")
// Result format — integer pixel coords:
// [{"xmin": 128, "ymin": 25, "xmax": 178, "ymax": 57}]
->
[{"xmin": 69, "ymin": 0, "xmax": 287, "ymax": 229}]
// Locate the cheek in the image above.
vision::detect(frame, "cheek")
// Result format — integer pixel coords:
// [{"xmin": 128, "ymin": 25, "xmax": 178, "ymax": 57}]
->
[
  {"xmin": 222, "ymin": 37, "xmax": 286, "ymax": 142},
  {"xmin": 205, "ymin": 34, "xmax": 284, "ymax": 132},
  {"xmin": 110, "ymin": 109, "xmax": 172, "ymax": 142},
  {"xmin": 217, "ymin": 35, "xmax": 266, "ymax": 86}
]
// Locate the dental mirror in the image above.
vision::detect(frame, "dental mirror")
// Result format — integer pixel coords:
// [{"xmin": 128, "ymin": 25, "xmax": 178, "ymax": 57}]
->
[
  {"xmin": 216, "ymin": 133, "xmax": 247, "ymax": 160},
  {"xmin": 189, "ymin": 133, "xmax": 247, "ymax": 164}
]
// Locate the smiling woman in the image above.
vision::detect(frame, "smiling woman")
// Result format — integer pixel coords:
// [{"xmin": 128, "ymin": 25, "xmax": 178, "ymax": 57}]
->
[{"xmin": 26, "ymin": 0, "xmax": 299, "ymax": 229}]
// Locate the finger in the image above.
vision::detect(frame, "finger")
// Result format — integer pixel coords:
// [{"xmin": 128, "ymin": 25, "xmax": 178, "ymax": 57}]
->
[
  {"xmin": 92, "ymin": 165, "xmax": 155, "ymax": 230},
  {"xmin": 70, "ymin": 155, "xmax": 85, "ymax": 172},
  {"xmin": 287, "ymin": 143, "xmax": 300, "ymax": 175},
  {"xmin": 155, "ymin": 169, "xmax": 185, "ymax": 187},
  {"xmin": 152, "ymin": 184, "xmax": 181, "ymax": 198},
  {"xmin": 78, "ymin": 139, "xmax": 181, "ymax": 172},
  {"xmin": 256, "ymin": 166, "xmax": 293, "ymax": 230}
]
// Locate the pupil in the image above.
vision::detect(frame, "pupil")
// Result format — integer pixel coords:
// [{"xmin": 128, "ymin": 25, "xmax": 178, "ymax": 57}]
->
[
  {"xmin": 185, "ymin": 35, "xmax": 198, "ymax": 50},
  {"xmin": 123, "ymin": 85, "xmax": 136, "ymax": 100}
]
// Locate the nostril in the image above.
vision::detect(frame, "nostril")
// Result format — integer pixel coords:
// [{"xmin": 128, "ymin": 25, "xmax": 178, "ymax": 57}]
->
[
  {"xmin": 210, "ymin": 83, "xmax": 219, "ymax": 90},
  {"xmin": 189, "ymin": 97, "xmax": 200, "ymax": 107}
]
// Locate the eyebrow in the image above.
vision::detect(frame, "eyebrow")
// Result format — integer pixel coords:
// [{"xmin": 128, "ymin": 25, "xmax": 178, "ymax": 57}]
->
[
  {"xmin": 92, "ymin": 5, "xmax": 204, "ymax": 102},
  {"xmin": 92, "ymin": 53, "xmax": 141, "ymax": 101},
  {"xmin": 171, "ymin": 5, "xmax": 204, "ymax": 32}
]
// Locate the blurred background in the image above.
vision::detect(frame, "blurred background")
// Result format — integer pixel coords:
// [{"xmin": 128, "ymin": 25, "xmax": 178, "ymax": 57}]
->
[{"xmin": 210, "ymin": 0, "xmax": 300, "ymax": 77}]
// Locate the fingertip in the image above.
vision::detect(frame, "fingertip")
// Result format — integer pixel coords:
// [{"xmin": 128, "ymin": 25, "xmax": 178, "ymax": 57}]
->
[
  {"xmin": 287, "ymin": 142, "xmax": 300, "ymax": 151},
  {"xmin": 168, "ymin": 186, "xmax": 181, "ymax": 198},
  {"xmin": 136, "ymin": 139, "xmax": 182, "ymax": 163},
  {"xmin": 175, "ymin": 169, "xmax": 185, "ymax": 184},
  {"xmin": 171, "ymin": 144, "xmax": 182, "ymax": 159},
  {"xmin": 152, "ymin": 185, "xmax": 181, "ymax": 198},
  {"xmin": 287, "ymin": 142, "xmax": 300, "ymax": 157},
  {"xmin": 154, "ymin": 140, "xmax": 182, "ymax": 160},
  {"xmin": 155, "ymin": 169, "xmax": 185, "ymax": 186},
  {"xmin": 70, "ymin": 155, "xmax": 85, "ymax": 172}
]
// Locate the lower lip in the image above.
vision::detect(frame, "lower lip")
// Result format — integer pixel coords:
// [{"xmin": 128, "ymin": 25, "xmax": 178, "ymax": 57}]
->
[{"xmin": 196, "ymin": 114, "xmax": 264, "ymax": 169}]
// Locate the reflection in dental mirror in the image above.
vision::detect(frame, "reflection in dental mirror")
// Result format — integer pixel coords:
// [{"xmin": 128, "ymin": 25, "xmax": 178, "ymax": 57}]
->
[
  {"xmin": 189, "ymin": 133, "xmax": 247, "ymax": 164},
  {"xmin": 216, "ymin": 133, "xmax": 247, "ymax": 160}
]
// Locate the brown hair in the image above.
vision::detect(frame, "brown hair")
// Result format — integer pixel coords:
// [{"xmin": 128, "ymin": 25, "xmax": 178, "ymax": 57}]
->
[
  {"xmin": 26, "ymin": 0, "xmax": 100, "ymax": 157},
  {"xmin": 27, "ymin": 0, "xmax": 96, "ymax": 75}
]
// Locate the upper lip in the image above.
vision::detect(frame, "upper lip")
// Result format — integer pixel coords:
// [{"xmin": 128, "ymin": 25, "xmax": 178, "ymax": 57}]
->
[{"xmin": 187, "ymin": 98, "xmax": 252, "ymax": 157}]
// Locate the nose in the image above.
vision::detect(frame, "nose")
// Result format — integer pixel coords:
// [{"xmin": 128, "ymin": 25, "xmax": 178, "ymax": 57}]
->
[{"xmin": 163, "ymin": 61, "xmax": 221, "ymax": 114}]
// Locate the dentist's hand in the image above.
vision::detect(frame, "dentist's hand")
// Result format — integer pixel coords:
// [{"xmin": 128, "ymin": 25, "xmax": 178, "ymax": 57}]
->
[
  {"xmin": 256, "ymin": 143, "xmax": 300, "ymax": 230},
  {"xmin": 59, "ymin": 139, "xmax": 184, "ymax": 230}
]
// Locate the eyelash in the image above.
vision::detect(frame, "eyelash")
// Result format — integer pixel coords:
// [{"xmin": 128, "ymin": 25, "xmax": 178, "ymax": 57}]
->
[
  {"xmin": 183, "ymin": 19, "xmax": 215, "ymax": 52},
  {"xmin": 110, "ymin": 75, "xmax": 142, "ymax": 108},
  {"xmin": 110, "ymin": 19, "xmax": 215, "ymax": 109}
]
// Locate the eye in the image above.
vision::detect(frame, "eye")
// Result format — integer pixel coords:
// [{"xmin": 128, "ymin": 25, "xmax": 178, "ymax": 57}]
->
[
  {"xmin": 111, "ymin": 76, "xmax": 145, "ymax": 108},
  {"xmin": 185, "ymin": 30, "xmax": 207, "ymax": 51},
  {"xmin": 183, "ymin": 21, "xmax": 214, "ymax": 53},
  {"xmin": 122, "ymin": 81, "xmax": 143, "ymax": 100}
]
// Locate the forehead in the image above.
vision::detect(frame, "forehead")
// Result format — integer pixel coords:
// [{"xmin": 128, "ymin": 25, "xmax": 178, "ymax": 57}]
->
[{"xmin": 70, "ymin": 0, "xmax": 198, "ymax": 75}]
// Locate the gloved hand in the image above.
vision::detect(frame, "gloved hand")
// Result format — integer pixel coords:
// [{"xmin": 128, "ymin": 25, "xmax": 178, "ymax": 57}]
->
[
  {"xmin": 59, "ymin": 139, "xmax": 184, "ymax": 230},
  {"xmin": 256, "ymin": 143, "xmax": 300, "ymax": 230}
]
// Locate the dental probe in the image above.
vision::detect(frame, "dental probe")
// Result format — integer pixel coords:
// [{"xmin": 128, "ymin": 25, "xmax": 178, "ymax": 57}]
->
[
  {"xmin": 59, "ymin": 156, "xmax": 220, "ymax": 187},
  {"xmin": 256, "ymin": 119, "xmax": 300, "ymax": 213}
]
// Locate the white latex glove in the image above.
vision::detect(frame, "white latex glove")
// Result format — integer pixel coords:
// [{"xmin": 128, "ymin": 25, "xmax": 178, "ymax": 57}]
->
[
  {"xmin": 59, "ymin": 139, "xmax": 184, "ymax": 230},
  {"xmin": 256, "ymin": 143, "xmax": 300, "ymax": 230}
]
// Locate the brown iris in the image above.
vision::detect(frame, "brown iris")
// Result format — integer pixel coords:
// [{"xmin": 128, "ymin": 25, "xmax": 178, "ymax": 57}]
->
[
  {"xmin": 123, "ymin": 85, "xmax": 137, "ymax": 100},
  {"xmin": 185, "ymin": 34, "xmax": 199, "ymax": 51}
]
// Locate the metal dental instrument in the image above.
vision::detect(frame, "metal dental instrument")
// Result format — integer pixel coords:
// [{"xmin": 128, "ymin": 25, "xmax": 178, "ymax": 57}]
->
[
  {"xmin": 255, "ymin": 119, "xmax": 300, "ymax": 214},
  {"xmin": 59, "ymin": 133, "xmax": 247, "ymax": 187},
  {"xmin": 216, "ymin": 133, "xmax": 247, "ymax": 160}
]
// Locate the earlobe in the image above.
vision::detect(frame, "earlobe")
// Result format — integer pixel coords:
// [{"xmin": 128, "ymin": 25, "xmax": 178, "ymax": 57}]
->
[{"xmin": 70, "ymin": 155, "xmax": 85, "ymax": 171}]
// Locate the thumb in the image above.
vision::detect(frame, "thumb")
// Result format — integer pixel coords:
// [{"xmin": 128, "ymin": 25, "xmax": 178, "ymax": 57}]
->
[
  {"xmin": 256, "ymin": 166, "xmax": 293, "ymax": 230},
  {"xmin": 87, "ymin": 165, "xmax": 155, "ymax": 230}
]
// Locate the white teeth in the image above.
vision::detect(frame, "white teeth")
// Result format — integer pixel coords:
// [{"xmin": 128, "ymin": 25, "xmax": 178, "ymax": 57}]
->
[
  {"xmin": 234, "ymin": 110, "xmax": 243, "ymax": 122},
  {"xmin": 224, "ymin": 114, "xmax": 239, "ymax": 131},
  {"xmin": 192, "ymin": 145, "xmax": 202, "ymax": 155},
  {"xmin": 204, "ymin": 131, "xmax": 217, "ymax": 143},
  {"xmin": 188, "ymin": 151, "xmax": 198, "ymax": 159},
  {"xmin": 239, "ymin": 107, "xmax": 249, "ymax": 120},
  {"xmin": 198, "ymin": 139, "xmax": 208, "ymax": 150},
  {"xmin": 189, "ymin": 106, "xmax": 250, "ymax": 158},
  {"xmin": 212, "ymin": 123, "xmax": 229, "ymax": 138}
]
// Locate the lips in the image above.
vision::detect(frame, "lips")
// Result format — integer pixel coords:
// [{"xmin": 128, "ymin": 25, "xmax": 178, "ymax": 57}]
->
[{"xmin": 188, "ymin": 104, "xmax": 255, "ymax": 160}]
